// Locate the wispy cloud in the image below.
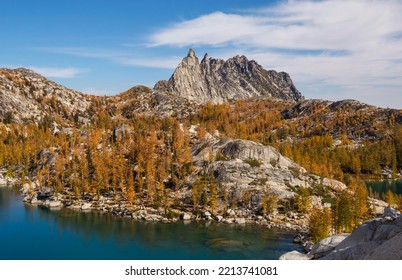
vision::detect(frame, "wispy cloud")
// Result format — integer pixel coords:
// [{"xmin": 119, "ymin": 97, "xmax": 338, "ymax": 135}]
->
[
  {"xmin": 116, "ymin": 57, "xmax": 181, "ymax": 69},
  {"xmin": 148, "ymin": 0, "xmax": 402, "ymax": 107},
  {"xmin": 29, "ymin": 66, "xmax": 89, "ymax": 78},
  {"xmin": 150, "ymin": 1, "xmax": 402, "ymax": 52},
  {"xmin": 41, "ymin": 47, "xmax": 180, "ymax": 69}
]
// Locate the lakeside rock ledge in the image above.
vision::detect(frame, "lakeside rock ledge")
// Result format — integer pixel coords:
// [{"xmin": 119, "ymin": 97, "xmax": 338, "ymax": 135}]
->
[{"xmin": 280, "ymin": 207, "xmax": 402, "ymax": 260}]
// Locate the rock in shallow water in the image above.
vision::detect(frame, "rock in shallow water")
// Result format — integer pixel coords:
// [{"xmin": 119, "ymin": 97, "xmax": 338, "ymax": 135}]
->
[
  {"xmin": 180, "ymin": 213, "xmax": 191, "ymax": 220},
  {"xmin": 234, "ymin": 217, "xmax": 246, "ymax": 224},
  {"xmin": 215, "ymin": 215, "xmax": 223, "ymax": 222},
  {"xmin": 279, "ymin": 250, "xmax": 311, "ymax": 260},
  {"xmin": 81, "ymin": 203, "xmax": 92, "ymax": 210},
  {"xmin": 45, "ymin": 200, "xmax": 62, "ymax": 208}
]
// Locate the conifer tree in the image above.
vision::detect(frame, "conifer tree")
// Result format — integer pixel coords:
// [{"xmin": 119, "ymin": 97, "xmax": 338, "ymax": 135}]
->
[
  {"xmin": 296, "ymin": 187, "xmax": 311, "ymax": 214},
  {"xmin": 309, "ymin": 206, "xmax": 331, "ymax": 242}
]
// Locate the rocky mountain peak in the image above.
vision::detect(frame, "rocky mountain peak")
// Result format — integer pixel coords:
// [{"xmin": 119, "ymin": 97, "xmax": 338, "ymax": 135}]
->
[
  {"xmin": 187, "ymin": 48, "xmax": 196, "ymax": 58},
  {"xmin": 182, "ymin": 48, "xmax": 199, "ymax": 67},
  {"xmin": 201, "ymin": 53, "xmax": 210, "ymax": 64},
  {"xmin": 154, "ymin": 49, "xmax": 303, "ymax": 104}
]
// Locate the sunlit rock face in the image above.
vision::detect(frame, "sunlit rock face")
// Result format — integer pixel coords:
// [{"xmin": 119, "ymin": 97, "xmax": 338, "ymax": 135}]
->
[{"xmin": 154, "ymin": 49, "xmax": 303, "ymax": 105}]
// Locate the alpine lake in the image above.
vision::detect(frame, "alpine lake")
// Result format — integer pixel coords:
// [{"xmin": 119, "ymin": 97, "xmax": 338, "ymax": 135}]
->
[
  {"xmin": 0, "ymin": 187, "xmax": 301, "ymax": 260},
  {"xmin": 365, "ymin": 179, "xmax": 402, "ymax": 197}
]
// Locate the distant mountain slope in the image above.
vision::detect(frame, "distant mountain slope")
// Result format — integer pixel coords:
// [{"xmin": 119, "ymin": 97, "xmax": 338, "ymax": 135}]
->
[
  {"xmin": 0, "ymin": 68, "xmax": 93, "ymax": 124},
  {"xmin": 282, "ymin": 99, "xmax": 402, "ymax": 140},
  {"xmin": 154, "ymin": 49, "xmax": 303, "ymax": 104}
]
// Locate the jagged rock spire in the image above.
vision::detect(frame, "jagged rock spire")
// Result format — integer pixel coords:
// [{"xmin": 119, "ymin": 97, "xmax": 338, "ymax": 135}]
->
[
  {"xmin": 154, "ymin": 49, "xmax": 303, "ymax": 104},
  {"xmin": 201, "ymin": 53, "xmax": 209, "ymax": 64},
  {"xmin": 187, "ymin": 48, "xmax": 196, "ymax": 58}
]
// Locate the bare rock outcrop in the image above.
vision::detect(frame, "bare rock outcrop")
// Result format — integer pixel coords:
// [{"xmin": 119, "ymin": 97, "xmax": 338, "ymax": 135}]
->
[
  {"xmin": 154, "ymin": 49, "xmax": 303, "ymax": 105},
  {"xmin": 279, "ymin": 250, "xmax": 312, "ymax": 260},
  {"xmin": 313, "ymin": 208, "xmax": 402, "ymax": 260},
  {"xmin": 280, "ymin": 208, "xmax": 402, "ymax": 260},
  {"xmin": 308, "ymin": 234, "xmax": 349, "ymax": 259},
  {"xmin": 192, "ymin": 137, "xmax": 344, "ymax": 199},
  {"xmin": 0, "ymin": 68, "xmax": 92, "ymax": 124}
]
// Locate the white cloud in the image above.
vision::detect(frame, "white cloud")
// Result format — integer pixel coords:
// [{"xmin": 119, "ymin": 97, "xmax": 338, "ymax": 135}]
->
[
  {"xmin": 150, "ymin": 1, "xmax": 402, "ymax": 52},
  {"xmin": 149, "ymin": 12, "xmax": 265, "ymax": 48},
  {"xmin": 149, "ymin": 0, "xmax": 402, "ymax": 108},
  {"xmin": 29, "ymin": 66, "xmax": 89, "ymax": 78}
]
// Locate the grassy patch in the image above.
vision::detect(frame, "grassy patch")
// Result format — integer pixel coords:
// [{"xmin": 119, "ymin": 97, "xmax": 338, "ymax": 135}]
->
[
  {"xmin": 166, "ymin": 209, "xmax": 180, "ymax": 219},
  {"xmin": 250, "ymin": 178, "xmax": 269, "ymax": 186},
  {"xmin": 288, "ymin": 165, "xmax": 301, "ymax": 177},
  {"xmin": 215, "ymin": 152, "xmax": 229, "ymax": 161},
  {"xmin": 244, "ymin": 158, "xmax": 262, "ymax": 167}
]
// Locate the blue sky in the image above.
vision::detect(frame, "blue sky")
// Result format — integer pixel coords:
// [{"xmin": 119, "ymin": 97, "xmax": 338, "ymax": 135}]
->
[{"xmin": 1, "ymin": 0, "xmax": 402, "ymax": 108}]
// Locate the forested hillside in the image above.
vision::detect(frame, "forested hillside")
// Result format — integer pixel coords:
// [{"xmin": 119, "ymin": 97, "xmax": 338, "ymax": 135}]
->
[{"xmin": 1, "ymin": 51, "xmax": 402, "ymax": 242}]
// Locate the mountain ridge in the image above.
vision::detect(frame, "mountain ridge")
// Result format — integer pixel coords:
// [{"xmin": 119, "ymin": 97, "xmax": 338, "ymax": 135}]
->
[
  {"xmin": 154, "ymin": 49, "xmax": 304, "ymax": 104},
  {"xmin": 0, "ymin": 67, "xmax": 94, "ymax": 124},
  {"xmin": 1, "ymin": 50, "xmax": 400, "ymax": 127},
  {"xmin": 1, "ymin": 49, "xmax": 306, "ymax": 123}
]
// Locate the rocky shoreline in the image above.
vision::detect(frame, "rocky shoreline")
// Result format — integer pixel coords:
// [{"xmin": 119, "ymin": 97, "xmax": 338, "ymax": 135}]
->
[
  {"xmin": 0, "ymin": 169, "xmax": 17, "ymax": 187},
  {"xmin": 17, "ymin": 181, "xmax": 308, "ymax": 233}
]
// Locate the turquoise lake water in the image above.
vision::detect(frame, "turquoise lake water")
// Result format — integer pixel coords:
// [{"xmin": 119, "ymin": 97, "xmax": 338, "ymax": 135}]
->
[
  {"xmin": 0, "ymin": 187, "xmax": 301, "ymax": 260},
  {"xmin": 366, "ymin": 179, "xmax": 402, "ymax": 197}
]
